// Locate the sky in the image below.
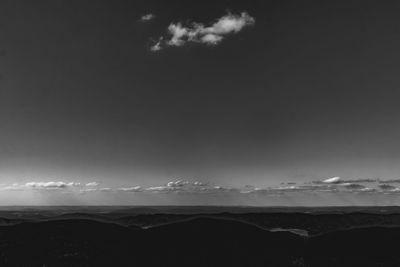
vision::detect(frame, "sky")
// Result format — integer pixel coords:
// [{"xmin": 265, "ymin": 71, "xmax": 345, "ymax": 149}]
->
[{"xmin": 2, "ymin": 0, "xmax": 400, "ymax": 205}]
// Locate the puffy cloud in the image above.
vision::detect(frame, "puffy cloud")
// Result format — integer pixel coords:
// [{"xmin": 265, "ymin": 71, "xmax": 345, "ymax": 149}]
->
[
  {"xmin": 151, "ymin": 12, "xmax": 255, "ymax": 51},
  {"xmin": 203, "ymin": 12, "xmax": 255, "ymax": 34},
  {"xmin": 167, "ymin": 23, "xmax": 188, "ymax": 46},
  {"xmin": 140, "ymin": 13, "xmax": 156, "ymax": 22}
]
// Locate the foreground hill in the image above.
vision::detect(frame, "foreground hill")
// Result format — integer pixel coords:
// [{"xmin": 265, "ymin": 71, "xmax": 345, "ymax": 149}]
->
[{"xmin": 0, "ymin": 216, "xmax": 399, "ymax": 266}]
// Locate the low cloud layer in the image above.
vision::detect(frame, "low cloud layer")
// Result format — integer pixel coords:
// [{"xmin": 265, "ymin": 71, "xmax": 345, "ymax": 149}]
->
[
  {"xmin": 116, "ymin": 186, "xmax": 143, "ymax": 192},
  {"xmin": 1, "ymin": 181, "xmax": 95, "ymax": 191},
  {"xmin": 26, "ymin": 181, "xmax": 80, "ymax": 189},
  {"xmin": 151, "ymin": 12, "xmax": 255, "ymax": 51},
  {"xmin": 2, "ymin": 177, "xmax": 400, "ymax": 197}
]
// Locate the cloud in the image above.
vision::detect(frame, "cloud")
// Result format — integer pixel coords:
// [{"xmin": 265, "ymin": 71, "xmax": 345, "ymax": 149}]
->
[
  {"xmin": 345, "ymin": 179, "xmax": 377, "ymax": 183},
  {"xmin": 99, "ymin": 187, "xmax": 112, "ymax": 192},
  {"xmin": 3, "ymin": 176, "xmax": 400, "ymax": 197},
  {"xmin": 86, "ymin": 182, "xmax": 99, "ymax": 187},
  {"xmin": 140, "ymin": 13, "xmax": 156, "ymax": 22},
  {"xmin": 378, "ymin": 184, "xmax": 399, "ymax": 192},
  {"xmin": 340, "ymin": 183, "xmax": 366, "ymax": 191},
  {"xmin": 150, "ymin": 37, "xmax": 163, "ymax": 52},
  {"xmin": 0, "ymin": 181, "xmax": 82, "ymax": 191},
  {"xmin": 254, "ymin": 184, "xmax": 339, "ymax": 194},
  {"xmin": 80, "ymin": 188, "xmax": 98, "ymax": 193},
  {"xmin": 116, "ymin": 186, "xmax": 143, "ymax": 192},
  {"xmin": 321, "ymin": 177, "xmax": 342, "ymax": 184},
  {"xmin": 166, "ymin": 180, "xmax": 190, "ymax": 187},
  {"xmin": 378, "ymin": 179, "xmax": 400, "ymax": 184},
  {"xmin": 151, "ymin": 12, "xmax": 255, "ymax": 51},
  {"xmin": 144, "ymin": 180, "xmax": 233, "ymax": 193},
  {"xmin": 145, "ymin": 186, "xmax": 180, "ymax": 192},
  {"xmin": 80, "ymin": 187, "xmax": 113, "ymax": 193},
  {"xmin": 313, "ymin": 177, "xmax": 377, "ymax": 184},
  {"xmin": 25, "ymin": 181, "xmax": 81, "ymax": 189},
  {"xmin": 167, "ymin": 23, "xmax": 188, "ymax": 46}
]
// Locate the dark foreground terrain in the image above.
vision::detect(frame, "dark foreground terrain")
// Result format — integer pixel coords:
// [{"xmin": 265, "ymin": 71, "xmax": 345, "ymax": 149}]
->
[
  {"xmin": 0, "ymin": 207, "xmax": 400, "ymax": 266},
  {"xmin": 0, "ymin": 220, "xmax": 399, "ymax": 266}
]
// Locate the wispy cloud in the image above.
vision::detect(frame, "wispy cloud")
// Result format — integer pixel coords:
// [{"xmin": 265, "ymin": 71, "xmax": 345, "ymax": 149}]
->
[
  {"xmin": 312, "ymin": 177, "xmax": 378, "ymax": 184},
  {"xmin": 150, "ymin": 12, "xmax": 255, "ymax": 51},
  {"xmin": 80, "ymin": 187, "xmax": 112, "ymax": 193},
  {"xmin": 85, "ymin": 182, "xmax": 99, "ymax": 187},
  {"xmin": 140, "ymin": 13, "xmax": 156, "ymax": 22},
  {"xmin": 0, "ymin": 181, "xmax": 104, "ymax": 191},
  {"xmin": 378, "ymin": 184, "xmax": 399, "ymax": 192},
  {"xmin": 116, "ymin": 186, "xmax": 143, "ymax": 192},
  {"xmin": 150, "ymin": 37, "xmax": 163, "ymax": 52},
  {"xmin": 25, "ymin": 181, "xmax": 81, "ymax": 189},
  {"xmin": 0, "ymin": 181, "xmax": 82, "ymax": 191},
  {"xmin": 378, "ymin": 179, "xmax": 400, "ymax": 184}
]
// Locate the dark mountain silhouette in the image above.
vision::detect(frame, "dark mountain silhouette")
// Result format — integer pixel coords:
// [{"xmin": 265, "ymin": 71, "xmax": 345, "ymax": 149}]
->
[{"xmin": 0, "ymin": 216, "xmax": 399, "ymax": 266}]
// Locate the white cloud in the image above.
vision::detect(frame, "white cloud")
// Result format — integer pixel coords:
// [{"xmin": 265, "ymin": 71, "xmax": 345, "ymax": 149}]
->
[
  {"xmin": 4, "ymin": 176, "xmax": 400, "ymax": 197},
  {"xmin": 150, "ymin": 12, "xmax": 255, "ymax": 51},
  {"xmin": 167, "ymin": 23, "xmax": 188, "ymax": 46},
  {"xmin": 0, "ymin": 181, "xmax": 82, "ymax": 191},
  {"xmin": 200, "ymin": 33, "xmax": 223, "ymax": 45},
  {"xmin": 167, "ymin": 180, "xmax": 190, "ymax": 187},
  {"xmin": 145, "ymin": 186, "xmax": 179, "ymax": 192},
  {"xmin": 25, "ymin": 181, "xmax": 80, "ymax": 189},
  {"xmin": 86, "ymin": 182, "xmax": 99, "ymax": 187},
  {"xmin": 145, "ymin": 180, "xmax": 237, "ymax": 194},
  {"xmin": 322, "ymin": 177, "xmax": 342, "ymax": 184},
  {"xmin": 117, "ymin": 186, "xmax": 143, "ymax": 192},
  {"xmin": 150, "ymin": 38, "xmax": 163, "ymax": 51},
  {"xmin": 202, "ymin": 12, "xmax": 255, "ymax": 34},
  {"xmin": 140, "ymin": 13, "xmax": 156, "ymax": 22}
]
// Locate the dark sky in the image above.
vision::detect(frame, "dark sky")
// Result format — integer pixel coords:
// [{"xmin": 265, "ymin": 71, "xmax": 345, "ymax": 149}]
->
[{"xmin": 2, "ymin": 0, "xmax": 400, "ymax": 195}]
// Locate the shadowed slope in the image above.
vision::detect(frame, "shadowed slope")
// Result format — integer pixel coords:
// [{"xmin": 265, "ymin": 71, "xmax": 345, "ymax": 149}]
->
[{"xmin": 0, "ymin": 217, "xmax": 399, "ymax": 266}]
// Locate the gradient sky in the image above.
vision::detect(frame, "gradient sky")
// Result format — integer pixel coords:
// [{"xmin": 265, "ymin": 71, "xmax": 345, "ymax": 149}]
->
[{"xmin": 2, "ymin": 0, "xmax": 400, "ymax": 205}]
